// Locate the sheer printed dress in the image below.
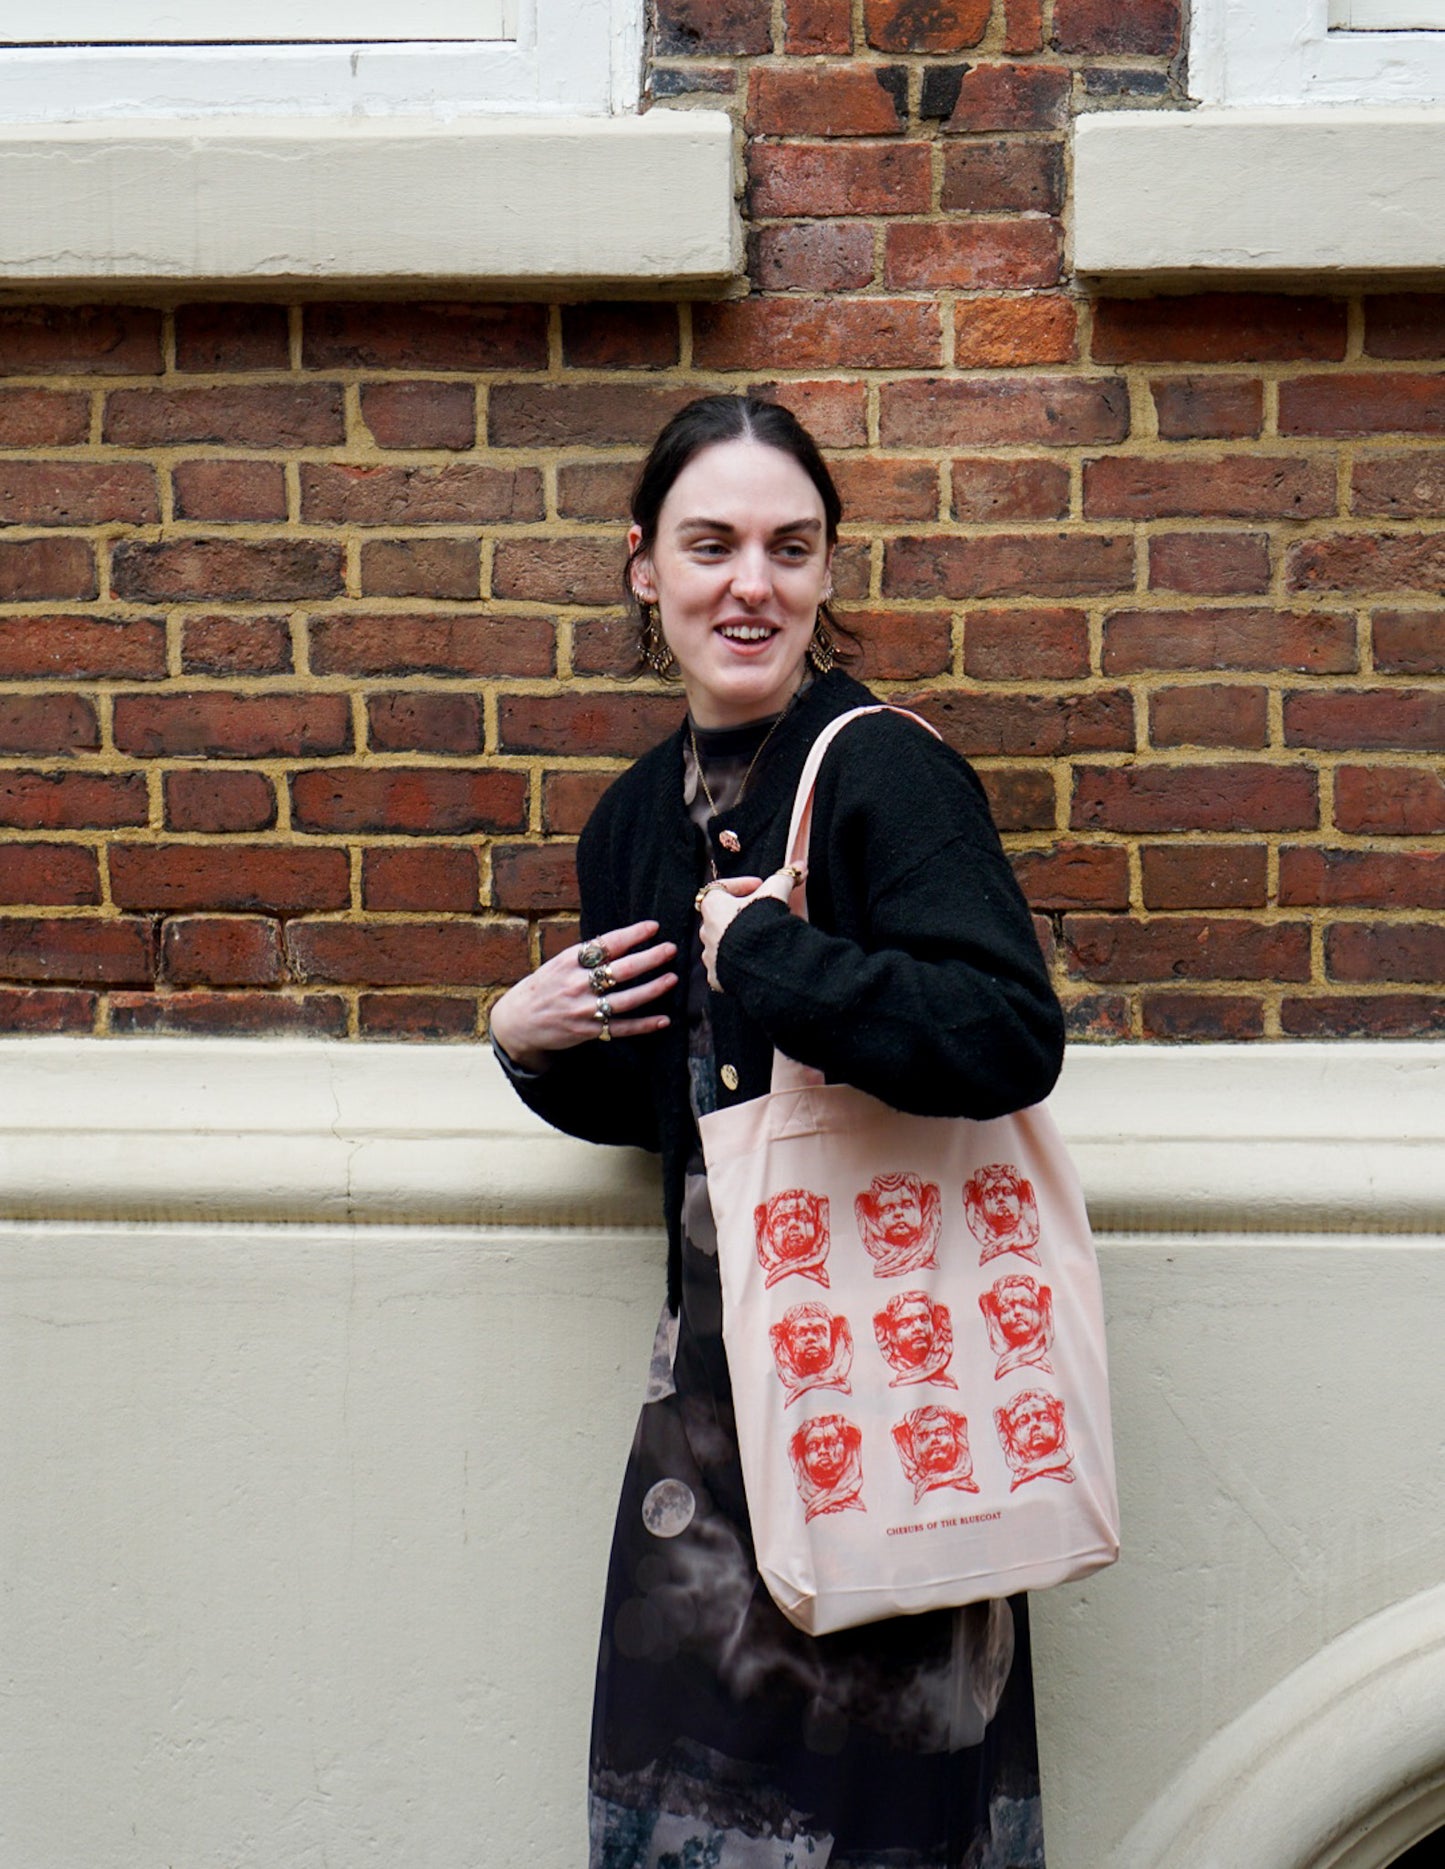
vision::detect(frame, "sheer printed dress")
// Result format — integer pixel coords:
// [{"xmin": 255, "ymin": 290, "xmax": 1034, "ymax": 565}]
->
[{"xmin": 585, "ymin": 713, "xmax": 1047, "ymax": 1869}]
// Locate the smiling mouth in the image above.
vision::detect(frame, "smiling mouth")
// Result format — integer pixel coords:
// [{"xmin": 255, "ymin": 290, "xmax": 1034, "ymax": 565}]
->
[{"xmin": 718, "ymin": 623, "xmax": 777, "ymax": 642}]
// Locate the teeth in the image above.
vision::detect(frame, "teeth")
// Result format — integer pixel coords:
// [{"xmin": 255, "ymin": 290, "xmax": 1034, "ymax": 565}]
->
[{"xmin": 721, "ymin": 626, "xmax": 773, "ymax": 641}]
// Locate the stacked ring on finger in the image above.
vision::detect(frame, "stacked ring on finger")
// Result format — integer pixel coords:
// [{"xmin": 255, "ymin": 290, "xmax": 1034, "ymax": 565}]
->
[
  {"xmin": 577, "ymin": 941, "xmax": 606, "ymax": 971},
  {"xmin": 593, "ymin": 995, "xmax": 613, "ymax": 1043},
  {"xmin": 588, "ymin": 963, "xmax": 617, "ymax": 993}
]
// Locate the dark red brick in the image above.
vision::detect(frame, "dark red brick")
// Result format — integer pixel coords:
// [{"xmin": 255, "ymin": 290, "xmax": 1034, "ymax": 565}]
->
[
  {"xmin": 114, "ymin": 693, "xmax": 352, "ymax": 759},
  {"xmin": 754, "ymin": 222, "xmax": 876, "ymax": 293},
  {"xmin": 104, "ymin": 386, "xmax": 343, "ymax": 448},
  {"xmin": 1372, "ymin": 611, "xmax": 1445, "ymax": 673},
  {"xmin": 1012, "ymin": 842, "xmax": 1130, "ymax": 910},
  {"xmin": 180, "ymin": 614, "xmax": 293, "ymax": 676},
  {"xmin": 0, "ymin": 614, "xmax": 164, "ymax": 680},
  {"xmin": 1063, "ymin": 993, "xmax": 1133, "ymax": 1039},
  {"xmin": 172, "ymin": 459, "xmax": 287, "ymax": 523},
  {"xmin": 570, "ymin": 613, "xmax": 648, "ymax": 678},
  {"xmin": 1148, "ymin": 684, "xmax": 1270, "ymax": 749},
  {"xmin": 366, "ymin": 692, "xmax": 485, "ymax": 754},
  {"xmin": 303, "ymin": 303, "xmax": 548, "ymax": 372},
  {"xmin": 748, "ymin": 380, "xmax": 871, "ymax": 448},
  {"xmin": 1326, "ymin": 922, "xmax": 1445, "ymax": 984},
  {"xmin": 290, "ymin": 767, "xmax": 528, "ymax": 836},
  {"xmin": 695, "ymin": 297, "xmax": 942, "ymax": 370},
  {"xmin": 543, "ymin": 769, "xmax": 615, "ymax": 835},
  {"xmin": 560, "ymin": 303, "xmax": 680, "ymax": 369},
  {"xmin": 1285, "ymin": 687, "xmax": 1444, "ymax": 750},
  {"xmin": 880, "ymin": 377, "xmax": 1128, "ymax": 447},
  {"xmin": 0, "ymin": 916, "xmax": 155, "ymax": 984},
  {"xmin": 360, "ymin": 381, "xmax": 476, "ymax": 450},
  {"xmin": 964, "ymin": 607, "xmax": 1089, "ymax": 680},
  {"xmin": 0, "ymin": 770, "xmax": 149, "ymax": 830},
  {"xmin": 941, "ymin": 141, "xmax": 1065, "ymax": 214},
  {"xmin": 556, "ymin": 461, "xmax": 641, "ymax": 522},
  {"xmin": 359, "ymin": 993, "xmax": 479, "ymax": 1040},
  {"xmin": 1279, "ymin": 374, "xmax": 1445, "ymax": 437},
  {"xmin": 1289, "ymin": 534, "xmax": 1445, "ymax": 595},
  {"xmin": 1064, "ymin": 915, "xmax": 1310, "ymax": 982},
  {"xmin": 1280, "ymin": 848, "xmax": 1445, "ymax": 909},
  {"xmin": 1151, "ymin": 376, "xmax": 1264, "ymax": 440},
  {"xmin": 489, "ymin": 383, "xmax": 698, "ymax": 448},
  {"xmin": 1094, "ymin": 297, "xmax": 1348, "ymax": 364},
  {"xmin": 1072, "ymin": 764, "xmax": 1318, "ymax": 832},
  {"xmin": 362, "ymin": 846, "xmax": 480, "ymax": 911},
  {"xmin": 1351, "ymin": 454, "xmax": 1445, "ymax": 518},
  {"xmin": 1281, "ymin": 993, "xmax": 1445, "ymax": 1038},
  {"xmin": 864, "ymin": 0, "xmax": 990, "ymax": 49},
  {"xmin": 1363, "ymin": 294, "xmax": 1445, "ymax": 360},
  {"xmin": 1084, "ymin": 454, "xmax": 1334, "ymax": 520},
  {"xmin": 109, "ymin": 844, "xmax": 351, "ymax": 913},
  {"xmin": 358, "ymin": 539, "xmax": 481, "ymax": 600},
  {"xmin": 0, "ymin": 307, "xmax": 162, "ymax": 377},
  {"xmin": 1140, "ymin": 843, "xmax": 1268, "ymax": 908},
  {"xmin": 111, "ymin": 539, "xmax": 344, "ymax": 604},
  {"xmin": 1142, "ymin": 993, "xmax": 1265, "ymax": 1040},
  {"xmin": 0, "ymin": 987, "xmax": 97, "ymax": 1033},
  {"xmin": 842, "ymin": 608, "xmax": 954, "ymax": 681},
  {"xmin": 947, "ymin": 64, "xmax": 1072, "ymax": 131},
  {"xmin": 748, "ymin": 63, "xmax": 904, "ymax": 135},
  {"xmin": 109, "ymin": 991, "xmax": 348, "ymax": 1037},
  {"xmin": 951, "ymin": 458, "xmax": 1071, "ymax": 522},
  {"xmin": 1004, "ymin": 0, "xmax": 1046, "ymax": 52},
  {"xmin": 747, "ymin": 143, "xmax": 934, "ymax": 217},
  {"xmin": 885, "ymin": 219, "xmax": 1062, "ymax": 291},
  {"xmin": 308, "ymin": 613, "xmax": 554, "ymax": 678},
  {"xmin": 656, "ymin": 0, "xmax": 771, "ymax": 55},
  {"xmin": 491, "ymin": 842, "xmax": 581, "ymax": 913},
  {"xmin": 0, "ymin": 461, "xmax": 158, "ymax": 526},
  {"xmin": 0, "ymin": 388, "xmax": 89, "ymax": 446},
  {"xmin": 287, "ymin": 919, "xmax": 529, "ymax": 987},
  {"xmin": 0, "ymin": 693, "xmax": 99, "ymax": 755},
  {"xmin": 162, "ymin": 916, "xmax": 284, "ymax": 986},
  {"xmin": 784, "ymin": 0, "xmax": 852, "ymax": 55},
  {"xmin": 498, "ymin": 693, "xmax": 683, "ymax": 758},
  {"xmin": 1103, "ymin": 607, "xmax": 1356, "ymax": 674},
  {"xmin": 0, "ymin": 843, "xmax": 102, "ymax": 906},
  {"xmin": 828, "ymin": 456, "xmax": 940, "ymax": 521},
  {"xmin": 300, "ymin": 462, "xmax": 543, "ymax": 525},
  {"xmin": 885, "ymin": 532, "xmax": 1134, "ymax": 599},
  {"xmin": 1148, "ymin": 532, "xmax": 1272, "ymax": 596},
  {"xmin": 0, "ymin": 539, "xmax": 97, "ymax": 602},
  {"xmin": 1053, "ymin": 0, "xmax": 1181, "ymax": 54},
  {"xmin": 1335, "ymin": 765, "xmax": 1445, "ymax": 835},
  {"xmin": 174, "ymin": 304, "xmax": 290, "ymax": 372},
  {"xmin": 163, "ymin": 770, "xmax": 278, "ymax": 833},
  {"xmin": 491, "ymin": 538, "xmax": 623, "ymax": 606},
  {"xmin": 978, "ymin": 766, "xmax": 1057, "ymax": 830},
  {"xmin": 911, "ymin": 687, "xmax": 1133, "ymax": 755}
]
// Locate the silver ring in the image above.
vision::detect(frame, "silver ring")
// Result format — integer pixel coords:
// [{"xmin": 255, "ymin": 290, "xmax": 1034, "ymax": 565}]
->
[
  {"xmin": 594, "ymin": 996, "xmax": 612, "ymax": 1023},
  {"xmin": 577, "ymin": 941, "xmax": 606, "ymax": 970},
  {"xmin": 589, "ymin": 964, "xmax": 617, "ymax": 993}
]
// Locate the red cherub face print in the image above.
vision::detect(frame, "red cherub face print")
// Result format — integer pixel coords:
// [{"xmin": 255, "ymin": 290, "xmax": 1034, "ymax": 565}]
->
[
  {"xmin": 994, "ymin": 1389, "xmax": 1075, "ymax": 1491},
  {"xmin": 854, "ymin": 1171, "xmax": 942, "ymax": 1278},
  {"xmin": 754, "ymin": 1188, "xmax": 830, "ymax": 1289},
  {"xmin": 788, "ymin": 1414, "xmax": 866, "ymax": 1522},
  {"xmin": 770, "ymin": 1302, "xmax": 854, "ymax": 1407},
  {"xmin": 872, "ymin": 1291, "xmax": 957, "ymax": 1390},
  {"xmin": 963, "ymin": 1163, "xmax": 1040, "ymax": 1265},
  {"xmin": 978, "ymin": 1274, "xmax": 1055, "ymax": 1381},
  {"xmin": 891, "ymin": 1405, "xmax": 980, "ymax": 1505}
]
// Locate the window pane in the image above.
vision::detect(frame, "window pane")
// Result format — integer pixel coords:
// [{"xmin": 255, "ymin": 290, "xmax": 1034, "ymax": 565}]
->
[
  {"xmin": 0, "ymin": 2, "xmax": 514, "ymax": 41},
  {"xmin": 1330, "ymin": 1, "xmax": 1445, "ymax": 26}
]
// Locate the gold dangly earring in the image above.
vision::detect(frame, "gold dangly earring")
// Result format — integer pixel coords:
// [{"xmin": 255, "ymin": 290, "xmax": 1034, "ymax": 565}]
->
[
  {"xmin": 808, "ymin": 606, "xmax": 837, "ymax": 675},
  {"xmin": 639, "ymin": 601, "xmax": 679, "ymax": 680}
]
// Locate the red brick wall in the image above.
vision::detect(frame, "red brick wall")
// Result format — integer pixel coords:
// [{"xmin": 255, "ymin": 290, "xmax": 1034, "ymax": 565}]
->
[{"xmin": 1, "ymin": 0, "xmax": 1441, "ymax": 1041}]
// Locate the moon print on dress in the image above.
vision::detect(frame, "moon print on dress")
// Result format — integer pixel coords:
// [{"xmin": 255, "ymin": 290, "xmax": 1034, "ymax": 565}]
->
[
  {"xmin": 994, "ymin": 1389, "xmax": 1076, "ymax": 1491},
  {"xmin": 788, "ymin": 1414, "xmax": 866, "ymax": 1522},
  {"xmin": 753, "ymin": 1188, "xmax": 831, "ymax": 1289},
  {"xmin": 873, "ymin": 1290, "xmax": 957, "ymax": 1389},
  {"xmin": 640, "ymin": 1478, "xmax": 697, "ymax": 1539},
  {"xmin": 891, "ymin": 1405, "xmax": 981, "ymax": 1505},
  {"xmin": 963, "ymin": 1163, "xmax": 1041, "ymax": 1266},
  {"xmin": 769, "ymin": 1301, "xmax": 854, "ymax": 1406},
  {"xmin": 854, "ymin": 1171, "xmax": 942, "ymax": 1277},
  {"xmin": 978, "ymin": 1274, "xmax": 1055, "ymax": 1381}
]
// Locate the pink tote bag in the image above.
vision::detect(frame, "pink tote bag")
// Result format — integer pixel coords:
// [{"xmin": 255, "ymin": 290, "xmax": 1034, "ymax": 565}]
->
[{"xmin": 698, "ymin": 708, "xmax": 1120, "ymax": 1636}]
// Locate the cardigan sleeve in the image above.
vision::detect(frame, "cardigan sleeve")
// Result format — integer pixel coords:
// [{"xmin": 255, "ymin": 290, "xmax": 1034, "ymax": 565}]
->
[{"xmin": 713, "ymin": 712, "xmax": 1064, "ymax": 1122}]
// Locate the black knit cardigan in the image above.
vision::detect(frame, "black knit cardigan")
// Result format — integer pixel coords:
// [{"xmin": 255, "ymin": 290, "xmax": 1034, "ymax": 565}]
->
[{"xmin": 505, "ymin": 669, "xmax": 1066, "ymax": 1312}]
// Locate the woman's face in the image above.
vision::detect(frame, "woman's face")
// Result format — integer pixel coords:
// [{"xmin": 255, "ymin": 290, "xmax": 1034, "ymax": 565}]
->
[{"xmin": 629, "ymin": 437, "xmax": 833, "ymax": 729}]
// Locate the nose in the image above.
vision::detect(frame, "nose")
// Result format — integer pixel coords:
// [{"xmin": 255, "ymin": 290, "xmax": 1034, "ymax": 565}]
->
[{"xmin": 729, "ymin": 544, "xmax": 771, "ymax": 605}]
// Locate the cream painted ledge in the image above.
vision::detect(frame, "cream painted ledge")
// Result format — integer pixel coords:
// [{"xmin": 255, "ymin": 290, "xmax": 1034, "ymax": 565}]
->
[
  {"xmin": 0, "ymin": 1038, "xmax": 1440, "ymax": 1234},
  {"xmin": 0, "ymin": 111, "xmax": 740, "ymax": 290},
  {"xmin": 1073, "ymin": 108, "xmax": 1445, "ymax": 277}
]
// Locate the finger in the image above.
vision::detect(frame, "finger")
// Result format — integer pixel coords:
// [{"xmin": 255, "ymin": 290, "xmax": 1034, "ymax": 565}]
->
[
  {"xmin": 578, "ymin": 919, "xmax": 662, "ymax": 965},
  {"xmin": 594, "ymin": 939, "xmax": 677, "ymax": 986},
  {"xmin": 605, "ymin": 1013, "xmax": 672, "ymax": 1040},
  {"xmin": 710, "ymin": 876, "xmax": 764, "ymax": 899},
  {"xmin": 597, "ymin": 972, "xmax": 678, "ymax": 1017}
]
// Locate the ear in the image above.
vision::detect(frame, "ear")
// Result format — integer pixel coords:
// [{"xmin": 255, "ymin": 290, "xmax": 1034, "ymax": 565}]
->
[
  {"xmin": 821, "ymin": 540, "xmax": 835, "ymax": 600},
  {"xmin": 627, "ymin": 525, "xmax": 657, "ymax": 603}
]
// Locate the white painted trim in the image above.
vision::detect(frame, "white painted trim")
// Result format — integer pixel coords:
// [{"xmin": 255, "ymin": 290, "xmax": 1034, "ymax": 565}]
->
[
  {"xmin": 1192, "ymin": 0, "xmax": 1445, "ymax": 106},
  {"xmin": 1, "ymin": 1039, "xmax": 1440, "ymax": 1236},
  {"xmin": 0, "ymin": 111, "xmax": 740, "ymax": 288},
  {"xmin": 0, "ymin": 2, "xmax": 515, "ymax": 43},
  {"xmin": 1332, "ymin": 0, "xmax": 1445, "ymax": 29},
  {"xmin": 1073, "ymin": 106, "xmax": 1445, "ymax": 274}
]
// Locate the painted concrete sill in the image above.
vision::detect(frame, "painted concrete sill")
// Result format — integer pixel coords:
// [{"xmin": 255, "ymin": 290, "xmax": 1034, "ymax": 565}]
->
[
  {"xmin": 1073, "ymin": 108, "xmax": 1445, "ymax": 277},
  {"xmin": 0, "ymin": 111, "xmax": 740, "ymax": 291}
]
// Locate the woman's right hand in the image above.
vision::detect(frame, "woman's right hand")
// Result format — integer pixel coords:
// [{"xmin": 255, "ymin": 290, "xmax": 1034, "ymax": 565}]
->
[{"xmin": 488, "ymin": 920, "xmax": 678, "ymax": 1073}]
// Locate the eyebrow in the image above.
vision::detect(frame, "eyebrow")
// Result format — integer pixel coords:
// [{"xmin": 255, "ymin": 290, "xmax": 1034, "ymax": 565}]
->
[{"xmin": 675, "ymin": 516, "xmax": 823, "ymax": 537}]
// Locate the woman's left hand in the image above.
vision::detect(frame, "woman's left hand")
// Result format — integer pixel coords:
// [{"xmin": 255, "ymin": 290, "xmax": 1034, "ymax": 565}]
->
[{"xmin": 698, "ymin": 867, "xmax": 804, "ymax": 991}]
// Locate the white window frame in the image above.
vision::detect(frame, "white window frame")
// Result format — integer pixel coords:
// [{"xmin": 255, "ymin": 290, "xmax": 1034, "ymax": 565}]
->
[
  {"xmin": 1192, "ymin": 0, "xmax": 1445, "ymax": 106},
  {"xmin": 0, "ymin": 3, "xmax": 515, "ymax": 41},
  {"xmin": 1330, "ymin": 2, "xmax": 1445, "ymax": 27}
]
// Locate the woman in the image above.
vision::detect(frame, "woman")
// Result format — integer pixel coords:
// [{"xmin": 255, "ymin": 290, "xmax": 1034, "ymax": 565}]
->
[{"xmin": 492, "ymin": 396, "xmax": 1064, "ymax": 1868}]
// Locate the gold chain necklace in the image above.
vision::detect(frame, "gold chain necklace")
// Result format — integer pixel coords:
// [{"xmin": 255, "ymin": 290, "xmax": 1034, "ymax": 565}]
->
[{"xmin": 688, "ymin": 700, "xmax": 794, "ymax": 870}]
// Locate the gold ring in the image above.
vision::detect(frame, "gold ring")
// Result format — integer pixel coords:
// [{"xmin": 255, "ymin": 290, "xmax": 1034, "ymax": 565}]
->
[
  {"xmin": 693, "ymin": 880, "xmax": 725, "ymax": 912},
  {"xmin": 589, "ymin": 964, "xmax": 617, "ymax": 993},
  {"xmin": 594, "ymin": 997, "xmax": 612, "ymax": 1023},
  {"xmin": 577, "ymin": 941, "xmax": 606, "ymax": 970}
]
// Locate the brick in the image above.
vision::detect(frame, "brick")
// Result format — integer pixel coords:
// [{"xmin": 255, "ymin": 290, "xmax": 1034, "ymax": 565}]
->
[
  {"xmin": 557, "ymin": 461, "xmax": 641, "ymax": 521},
  {"xmin": 0, "ymin": 307, "xmax": 162, "ymax": 377},
  {"xmin": 1326, "ymin": 922, "xmax": 1445, "ymax": 984},
  {"xmin": 911, "ymin": 687, "xmax": 1133, "ymax": 755},
  {"xmin": 695, "ymin": 297, "xmax": 943, "ymax": 370},
  {"xmin": 0, "ymin": 987, "xmax": 97, "ymax": 1033},
  {"xmin": 1072, "ymin": 764, "xmax": 1318, "ymax": 833},
  {"xmin": 0, "ymin": 770, "xmax": 149, "ymax": 830},
  {"xmin": 180, "ymin": 614, "xmax": 293, "ymax": 676},
  {"xmin": 1284, "ymin": 687, "xmax": 1444, "ymax": 750},
  {"xmin": 0, "ymin": 538, "xmax": 97, "ymax": 602},
  {"xmin": 0, "ymin": 461, "xmax": 158, "ymax": 526},
  {"xmin": 748, "ymin": 380, "xmax": 870, "ymax": 447},
  {"xmin": 650, "ymin": 64, "xmax": 739, "ymax": 97},
  {"xmin": 164, "ymin": 770, "xmax": 278, "ymax": 833},
  {"xmin": 748, "ymin": 64, "xmax": 904, "ymax": 136},
  {"xmin": 828, "ymin": 456, "xmax": 939, "ymax": 521},
  {"xmin": 571, "ymin": 615, "xmax": 648, "ymax": 678},
  {"xmin": 1084, "ymin": 454, "xmax": 1334, "ymax": 521},
  {"xmin": 941, "ymin": 142, "xmax": 1065, "ymax": 215},
  {"xmin": 1281, "ymin": 993, "xmax": 1445, "ymax": 1039},
  {"xmin": 880, "ymin": 376, "xmax": 1128, "ymax": 447},
  {"xmin": 1151, "ymin": 376, "xmax": 1264, "ymax": 441},
  {"xmin": 954, "ymin": 295, "xmax": 1078, "ymax": 367},
  {"xmin": 543, "ymin": 769, "xmax": 615, "ymax": 835},
  {"xmin": 1004, "ymin": 0, "xmax": 1046, "ymax": 53},
  {"xmin": 1142, "ymin": 993, "xmax": 1265, "ymax": 1041},
  {"xmin": 1363, "ymin": 294, "xmax": 1445, "ymax": 360},
  {"xmin": 109, "ymin": 991, "xmax": 349, "ymax": 1037},
  {"xmin": 558, "ymin": 304, "xmax": 679, "ymax": 370},
  {"xmin": 1103, "ymin": 607, "xmax": 1356, "ymax": 674},
  {"xmin": 864, "ymin": 0, "xmax": 990, "ymax": 49},
  {"xmin": 1063, "ymin": 994, "xmax": 1133, "ymax": 1039},
  {"xmin": 0, "ymin": 614, "xmax": 164, "ymax": 680},
  {"xmin": 0, "ymin": 843, "xmax": 102, "ymax": 906},
  {"xmin": 359, "ymin": 539, "xmax": 480, "ymax": 600},
  {"xmin": 951, "ymin": 458, "xmax": 1071, "ymax": 522},
  {"xmin": 498, "ymin": 693, "xmax": 683, "ymax": 758},
  {"xmin": 884, "ymin": 532, "xmax": 1134, "ymax": 599},
  {"xmin": 110, "ymin": 844, "xmax": 350, "ymax": 914},
  {"xmin": 360, "ymin": 381, "xmax": 476, "ymax": 450},
  {"xmin": 1064, "ymin": 915, "xmax": 1310, "ymax": 983},
  {"xmin": 784, "ymin": 0, "xmax": 852, "ymax": 55},
  {"xmin": 104, "ymin": 386, "xmax": 343, "ymax": 448},
  {"xmin": 965, "ymin": 606, "xmax": 1089, "ymax": 680},
  {"xmin": 1012, "ymin": 843, "xmax": 1130, "ymax": 910},
  {"xmin": 754, "ymin": 221, "xmax": 876, "ymax": 293},
  {"xmin": 885, "ymin": 219, "xmax": 1061, "ymax": 291},
  {"xmin": 115, "ymin": 693, "xmax": 352, "ymax": 760},
  {"xmin": 1093, "ymin": 296, "xmax": 1348, "ymax": 365},
  {"xmin": 0, "ymin": 389, "xmax": 89, "ymax": 447},
  {"xmin": 842, "ymin": 607, "xmax": 954, "ymax": 680},
  {"xmin": 1351, "ymin": 454, "xmax": 1445, "ymax": 519},
  {"xmin": 162, "ymin": 916, "xmax": 284, "ymax": 986},
  {"xmin": 174, "ymin": 304, "xmax": 290, "ymax": 372},
  {"xmin": 488, "ymin": 383, "xmax": 697, "ymax": 448},
  {"xmin": 492, "ymin": 538, "xmax": 624, "ymax": 606},
  {"xmin": 1148, "ymin": 684, "xmax": 1270, "ymax": 749},
  {"xmin": 1281, "ymin": 848, "xmax": 1445, "ymax": 909},
  {"xmin": 362, "ymin": 846, "xmax": 480, "ymax": 911},
  {"xmin": 1140, "ymin": 843, "xmax": 1268, "ymax": 908},
  {"xmin": 656, "ymin": 0, "xmax": 771, "ymax": 55},
  {"xmin": 978, "ymin": 766, "xmax": 1056, "ymax": 830},
  {"xmin": 947, "ymin": 64, "xmax": 1072, "ymax": 132},
  {"xmin": 1335, "ymin": 765, "xmax": 1445, "ymax": 835},
  {"xmin": 287, "ymin": 919, "xmax": 529, "ymax": 987},
  {"xmin": 1287, "ymin": 534, "xmax": 1445, "ymax": 595},
  {"xmin": 1148, "ymin": 532, "xmax": 1272, "ymax": 596},
  {"xmin": 1372, "ymin": 611, "xmax": 1445, "ymax": 673},
  {"xmin": 366, "ymin": 692, "xmax": 485, "ymax": 754},
  {"xmin": 747, "ymin": 142, "xmax": 933, "ymax": 217},
  {"xmin": 1053, "ymin": 0, "xmax": 1181, "ymax": 54},
  {"xmin": 0, "ymin": 916, "xmax": 154, "ymax": 984},
  {"xmin": 1278, "ymin": 374, "xmax": 1445, "ymax": 437},
  {"xmin": 359, "ymin": 993, "xmax": 478, "ymax": 1040},
  {"xmin": 0, "ymin": 693, "xmax": 99, "ymax": 755},
  {"xmin": 491, "ymin": 842, "xmax": 581, "ymax": 913},
  {"xmin": 111, "ymin": 539, "xmax": 344, "ymax": 604},
  {"xmin": 303, "ymin": 303, "xmax": 548, "ymax": 371},
  {"xmin": 172, "ymin": 460, "xmax": 287, "ymax": 523},
  {"xmin": 299, "ymin": 462, "xmax": 544, "ymax": 525},
  {"xmin": 290, "ymin": 767, "xmax": 528, "ymax": 835},
  {"xmin": 308, "ymin": 613, "xmax": 554, "ymax": 678}
]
